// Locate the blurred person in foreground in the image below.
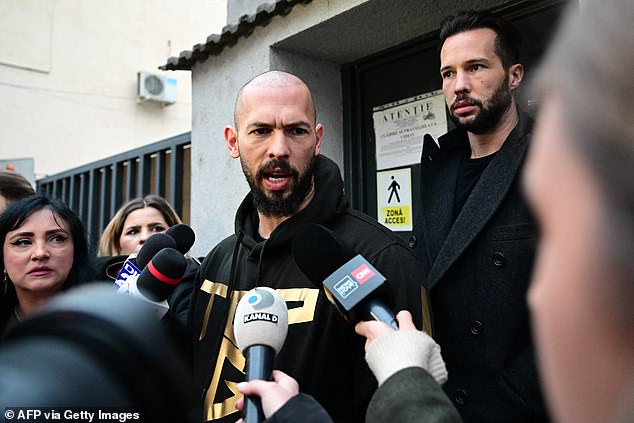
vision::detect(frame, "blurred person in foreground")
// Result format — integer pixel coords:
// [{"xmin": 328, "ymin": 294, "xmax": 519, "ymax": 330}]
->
[
  {"xmin": 523, "ymin": 1, "xmax": 634, "ymax": 421},
  {"xmin": 0, "ymin": 195, "xmax": 94, "ymax": 338},
  {"xmin": 234, "ymin": 2, "xmax": 634, "ymax": 422},
  {"xmin": 0, "ymin": 169, "xmax": 35, "ymax": 214},
  {"xmin": 0, "ymin": 285, "xmax": 194, "ymax": 420}
]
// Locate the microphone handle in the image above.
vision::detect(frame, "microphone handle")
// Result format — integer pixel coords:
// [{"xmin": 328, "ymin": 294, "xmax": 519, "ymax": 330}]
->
[
  {"xmin": 365, "ymin": 298, "xmax": 399, "ymax": 331},
  {"xmin": 244, "ymin": 345, "xmax": 275, "ymax": 423}
]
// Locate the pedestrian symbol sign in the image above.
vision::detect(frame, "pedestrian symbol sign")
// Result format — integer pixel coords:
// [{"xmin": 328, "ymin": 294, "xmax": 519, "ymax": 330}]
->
[
  {"xmin": 388, "ymin": 176, "xmax": 401, "ymax": 203},
  {"xmin": 377, "ymin": 168, "xmax": 412, "ymax": 231}
]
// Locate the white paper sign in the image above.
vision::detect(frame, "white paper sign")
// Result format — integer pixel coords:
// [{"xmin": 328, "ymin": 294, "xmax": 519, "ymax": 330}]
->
[{"xmin": 373, "ymin": 90, "xmax": 447, "ymax": 170}]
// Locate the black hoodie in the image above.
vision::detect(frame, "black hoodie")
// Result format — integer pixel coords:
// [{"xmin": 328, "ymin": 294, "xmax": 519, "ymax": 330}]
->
[{"xmin": 190, "ymin": 155, "xmax": 430, "ymax": 423}]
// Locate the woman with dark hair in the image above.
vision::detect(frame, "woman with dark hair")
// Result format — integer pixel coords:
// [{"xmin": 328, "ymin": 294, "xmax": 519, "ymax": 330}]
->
[{"xmin": 1, "ymin": 195, "xmax": 94, "ymax": 338}]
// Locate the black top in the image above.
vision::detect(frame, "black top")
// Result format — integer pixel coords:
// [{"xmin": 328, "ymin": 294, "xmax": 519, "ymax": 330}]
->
[
  {"xmin": 190, "ymin": 155, "xmax": 428, "ymax": 423},
  {"xmin": 453, "ymin": 152, "xmax": 496, "ymax": 220}
]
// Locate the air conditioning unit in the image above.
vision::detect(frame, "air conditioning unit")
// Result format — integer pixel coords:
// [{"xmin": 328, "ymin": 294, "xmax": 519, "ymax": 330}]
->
[{"xmin": 137, "ymin": 71, "xmax": 177, "ymax": 104}]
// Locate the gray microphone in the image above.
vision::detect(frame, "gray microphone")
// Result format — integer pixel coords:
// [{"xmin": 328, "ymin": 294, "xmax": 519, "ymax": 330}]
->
[{"xmin": 234, "ymin": 287, "xmax": 288, "ymax": 423}]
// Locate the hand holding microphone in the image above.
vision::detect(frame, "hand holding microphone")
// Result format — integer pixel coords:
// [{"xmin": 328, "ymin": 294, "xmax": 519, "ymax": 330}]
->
[
  {"xmin": 355, "ymin": 310, "xmax": 448, "ymax": 387},
  {"xmin": 235, "ymin": 370, "xmax": 300, "ymax": 422},
  {"xmin": 291, "ymin": 225, "xmax": 447, "ymax": 388},
  {"xmin": 234, "ymin": 287, "xmax": 289, "ymax": 423}
]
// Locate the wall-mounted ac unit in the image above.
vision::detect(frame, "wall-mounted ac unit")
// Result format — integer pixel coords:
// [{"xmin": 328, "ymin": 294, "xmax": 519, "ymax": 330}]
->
[{"xmin": 137, "ymin": 71, "xmax": 177, "ymax": 104}]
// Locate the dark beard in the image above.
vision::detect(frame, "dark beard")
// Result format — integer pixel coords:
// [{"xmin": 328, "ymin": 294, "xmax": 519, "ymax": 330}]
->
[
  {"xmin": 242, "ymin": 157, "xmax": 315, "ymax": 217},
  {"xmin": 449, "ymin": 75, "xmax": 513, "ymax": 135}
]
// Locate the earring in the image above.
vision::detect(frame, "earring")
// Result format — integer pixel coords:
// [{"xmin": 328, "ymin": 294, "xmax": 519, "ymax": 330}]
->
[{"xmin": 3, "ymin": 271, "xmax": 8, "ymax": 295}]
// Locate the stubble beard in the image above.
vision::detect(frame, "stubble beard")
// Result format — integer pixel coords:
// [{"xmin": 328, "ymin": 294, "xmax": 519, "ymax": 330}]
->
[
  {"xmin": 241, "ymin": 156, "xmax": 316, "ymax": 217},
  {"xmin": 450, "ymin": 74, "xmax": 513, "ymax": 135}
]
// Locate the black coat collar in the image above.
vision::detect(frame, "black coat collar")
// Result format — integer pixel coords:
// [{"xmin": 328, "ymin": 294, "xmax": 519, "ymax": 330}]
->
[{"xmin": 420, "ymin": 111, "xmax": 533, "ymax": 289}]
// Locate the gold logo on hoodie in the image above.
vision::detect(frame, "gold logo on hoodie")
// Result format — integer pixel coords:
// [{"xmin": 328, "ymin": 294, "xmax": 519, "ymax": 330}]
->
[{"xmin": 199, "ymin": 281, "xmax": 319, "ymax": 421}]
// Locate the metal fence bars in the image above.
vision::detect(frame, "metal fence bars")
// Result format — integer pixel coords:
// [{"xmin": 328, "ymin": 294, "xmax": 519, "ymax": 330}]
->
[{"xmin": 37, "ymin": 132, "xmax": 191, "ymax": 254}]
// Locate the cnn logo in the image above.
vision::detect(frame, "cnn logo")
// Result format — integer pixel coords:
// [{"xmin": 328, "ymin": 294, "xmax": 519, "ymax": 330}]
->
[{"xmin": 351, "ymin": 264, "xmax": 375, "ymax": 284}]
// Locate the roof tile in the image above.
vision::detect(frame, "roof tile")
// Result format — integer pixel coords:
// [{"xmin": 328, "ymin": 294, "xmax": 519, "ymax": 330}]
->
[{"xmin": 160, "ymin": 0, "xmax": 313, "ymax": 71}]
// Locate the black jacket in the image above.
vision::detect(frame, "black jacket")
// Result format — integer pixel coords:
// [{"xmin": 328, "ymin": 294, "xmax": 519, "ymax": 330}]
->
[
  {"xmin": 412, "ymin": 112, "xmax": 548, "ymax": 422},
  {"xmin": 190, "ymin": 155, "xmax": 430, "ymax": 423}
]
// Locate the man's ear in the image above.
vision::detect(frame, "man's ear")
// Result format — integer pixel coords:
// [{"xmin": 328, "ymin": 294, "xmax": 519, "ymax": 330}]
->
[
  {"xmin": 509, "ymin": 64, "xmax": 524, "ymax": 91},
  {"xmin": 224, "ymin": 126, "xmax": 240, "ymax": 158},
  {"xmin": 314, "ymin": 123, "xmax": 324, "ymax": 156}
]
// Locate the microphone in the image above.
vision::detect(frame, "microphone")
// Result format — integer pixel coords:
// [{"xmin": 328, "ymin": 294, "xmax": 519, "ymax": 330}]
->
[
  {"xmin": 136, "ymin": 233, "xmax": 178, "ymax": 269},
  {"xmin": 165, "ymin": 223, "xmax": 201, "ymax": 265},
  {"xmin": 137, "ymin": 248, "xmax": 187, "ymax": 302},
  {"xmin": 164, "ymin": 224, "xmax": 195, "ymax": 255},
  {"xmin": 292, "ymin": 223, "xmax": 399, "ymax": 330},
  {"xmin": 233, "ymin": 287, "xmax": 288, "ymax": 423},
  {"xmin": 113, "ymin": 233, "xmax": 177, "ymax": 289},
  {"xmin": 117, "ymin": 247, "xmax": 187, "ymax": 318}
]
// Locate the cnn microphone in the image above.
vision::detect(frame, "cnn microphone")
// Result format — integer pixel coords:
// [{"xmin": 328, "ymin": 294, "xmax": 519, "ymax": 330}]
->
[
  {"xmin": 118, "ymin": 247, "xmax": 187, "ymax": 318},
  {"xmin": 234, "ymin": 287, "xmax": 289, "ymax": 423},
  {"xmin": 292, "ymin": 223, "xmax": 399, "ymax": 330}
]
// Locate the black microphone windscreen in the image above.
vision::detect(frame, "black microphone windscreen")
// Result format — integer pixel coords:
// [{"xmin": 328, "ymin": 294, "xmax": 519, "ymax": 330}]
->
[
  {"xmin": 136, "ymin": 233, "xmax": 177, "ymax": 269},
  {"xmin": 165, "ymin": 224, "xmax": 195, "ymax": 254},
  {"xmin": 292, "ymin": 224, "xmax": 356, "ymax": 286},
  {"xmin": 137, "ymin": 248, "xmax": 187, "ymax": 302}
]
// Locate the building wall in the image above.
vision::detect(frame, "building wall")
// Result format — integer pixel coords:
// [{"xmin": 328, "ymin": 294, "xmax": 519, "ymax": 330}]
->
[
  {"xmin": 189, "ymin": 0, "xmax": 510, "ymax": 255},
  {"xmin": 0, "ymin": 0, "xmax": 227, "ymax": 178}
]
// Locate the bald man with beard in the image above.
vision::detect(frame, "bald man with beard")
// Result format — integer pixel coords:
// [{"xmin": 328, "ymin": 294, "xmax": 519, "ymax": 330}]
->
[{"xmin": 189, "ymin": 70, "xmax": 430, "ymax": 423}]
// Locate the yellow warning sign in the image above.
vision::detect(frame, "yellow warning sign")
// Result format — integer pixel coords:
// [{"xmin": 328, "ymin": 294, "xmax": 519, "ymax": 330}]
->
[
  {"xmin": 377, "ymin": 168, "xmax": 412, "ymax": 231},
  {"xmin": 380, "ymin": 206, "xmax": 412, "ymax": 226}
]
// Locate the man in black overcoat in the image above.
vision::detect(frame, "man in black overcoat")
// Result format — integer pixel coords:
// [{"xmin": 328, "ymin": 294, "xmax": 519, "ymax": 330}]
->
[{"xmin": 411, "ymin": 11, "xmax": 549, "ymax": 422}]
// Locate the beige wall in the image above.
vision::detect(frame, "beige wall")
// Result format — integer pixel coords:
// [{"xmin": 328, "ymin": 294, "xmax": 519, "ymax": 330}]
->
[{"xmin": 0, "ymin": 0, "xmax": 227, "ymax": 178}]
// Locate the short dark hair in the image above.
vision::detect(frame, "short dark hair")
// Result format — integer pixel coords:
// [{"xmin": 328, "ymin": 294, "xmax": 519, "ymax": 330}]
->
[
  {"xmin": 439, "ymin": 10, "xmax": 521, "ymax": 70},
  {"xmin": 0, "ymin": 170, "xmax": 35, "ymax": 207},
  {"xmin": 0, "ymin": 195, "xmax": 95, "ymax": 332}
]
